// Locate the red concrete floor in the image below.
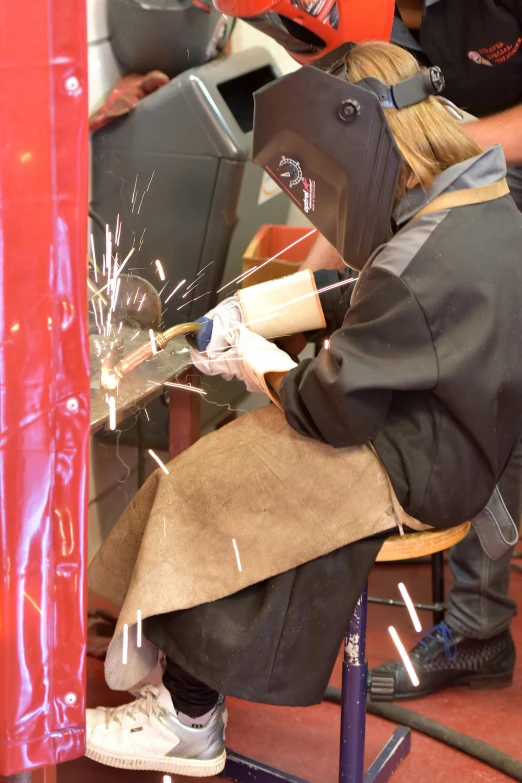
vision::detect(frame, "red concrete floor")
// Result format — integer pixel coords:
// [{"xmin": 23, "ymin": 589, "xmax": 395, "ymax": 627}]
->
[{"xmin": 61, "ymin": 551, "xmax": 522, "ymax": 783}]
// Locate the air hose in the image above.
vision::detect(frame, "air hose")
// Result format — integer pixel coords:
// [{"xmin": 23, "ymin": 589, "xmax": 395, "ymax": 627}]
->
[{"xmin": 324, "ymin": 686, "xmax": 522, "ymax": 781}]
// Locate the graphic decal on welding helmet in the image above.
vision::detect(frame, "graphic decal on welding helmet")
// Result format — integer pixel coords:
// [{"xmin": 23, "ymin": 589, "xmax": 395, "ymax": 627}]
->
[
  {"xmin": 278, "ymin": 156, "xmax": 303, "ymax": 187},
  {"xmin": 277, "ymin": 156, "xmax": 316, "ymax": 212}
]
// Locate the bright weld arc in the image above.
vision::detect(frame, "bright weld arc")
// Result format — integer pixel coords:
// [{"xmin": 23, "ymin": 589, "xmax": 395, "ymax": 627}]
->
[
  {"xmin": 155, "ymin": 259, "xmax": 166, "ymax": 281},
  {"xmin": 324, "ymin": 339, "xmax": 330, "ymax": 350},
  {"xmin": 232, "ymin": 538, "xmax": 242, "ymax": 572},
  {"xmin": 122, "ymin": 623, "xmax": 129, "ymax": 665},
  {"xmin": 149, "ymin": 449, "xmax": 169, "ymax": 475},
  {"xmin": 398, "ymin": 582, "xmax": 422, "ymax": 632},
  {"xmin": 137, "ymin": 610, "xmax": 142, "ymax": 648},
  {"xmin": 217, "ymin": 228, "xmax": 317, "ymax": 293},
  {"xmin": 165, "ymin": 279, "xmax": 186, "ymax": 303},
  {"xmin": 388, "ymin": 626, "xmax": 419, "ymax": 686}
]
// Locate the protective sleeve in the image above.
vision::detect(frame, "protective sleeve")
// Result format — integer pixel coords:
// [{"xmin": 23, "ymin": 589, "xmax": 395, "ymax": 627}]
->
[{"xmin": 280, "ymin": 265, "xmax": 438, "ymax": 447}]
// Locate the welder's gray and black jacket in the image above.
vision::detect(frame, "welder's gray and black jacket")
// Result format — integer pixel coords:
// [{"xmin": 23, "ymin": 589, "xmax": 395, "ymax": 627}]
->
[{"xmin": 281, "ymin": 146, "xmax": 522, "ymax": 529}]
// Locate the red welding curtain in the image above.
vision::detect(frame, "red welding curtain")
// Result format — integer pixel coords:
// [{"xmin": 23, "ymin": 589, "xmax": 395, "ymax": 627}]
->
[{"xmin": 0, "ymin": 0, "xmax": 89, "ymax": 773}]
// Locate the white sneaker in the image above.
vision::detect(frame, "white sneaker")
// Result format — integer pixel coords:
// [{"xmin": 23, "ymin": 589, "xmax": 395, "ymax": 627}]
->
[{"xmin": 86, "ymin": 683, "xmax": 226, "ymax": 777}]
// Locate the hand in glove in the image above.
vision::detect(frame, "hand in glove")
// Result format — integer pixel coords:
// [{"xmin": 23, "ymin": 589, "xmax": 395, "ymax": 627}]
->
[
  {"xmin": 190, "ymin": 297, "xmax": 244, "ymax": 381},
  {"xmin": 193, "ymin": 296, "xmax": 243, "ymax": 353},
  {"xmin": 191, "ymin": 316, "xmax": 297, "ymax": 405}
]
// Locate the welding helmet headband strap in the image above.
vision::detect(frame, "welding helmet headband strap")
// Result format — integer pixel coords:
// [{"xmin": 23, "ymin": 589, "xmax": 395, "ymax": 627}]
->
[{"xmin": 356, "ymin": 66, "xmax": 445, "ymax": 109}]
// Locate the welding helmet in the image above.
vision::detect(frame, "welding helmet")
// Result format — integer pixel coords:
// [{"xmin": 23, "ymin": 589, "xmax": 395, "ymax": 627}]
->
[
  {"xmin": 252, "ymin": 59, "xmax": 445, "ymax": 268},
  {"xmin": 108, "ymin": 0, "xmax": 233, "ymax": 78},
  {"xmin": 212, "ymin": 0, "xmax": 394, "ymax": 64}
]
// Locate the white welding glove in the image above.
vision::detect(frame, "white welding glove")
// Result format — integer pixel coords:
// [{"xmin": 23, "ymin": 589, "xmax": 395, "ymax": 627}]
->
[
  {"xmin": 235, "ymin": 323, "xmax": 298, "ymax": 403},
  {"xmin": 190, "ymin": 297, "xmax": 244, "ymax": 381},
  {"xmin": 192, "ymin": 317, "xmax": 297, "ymax": 405}
]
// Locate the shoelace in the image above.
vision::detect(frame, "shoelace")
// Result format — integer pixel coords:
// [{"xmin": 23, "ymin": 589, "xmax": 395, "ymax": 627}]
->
[
  {"xmin": 418, "ymin": 621, "xmax": 457, "ymax": 661},
  {"xmin": 104, "ymin": 684, "xmax": 159, "ymax": 728}
]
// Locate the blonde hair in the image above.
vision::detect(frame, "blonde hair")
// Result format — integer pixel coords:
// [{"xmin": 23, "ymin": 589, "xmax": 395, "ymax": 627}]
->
[{"xmin": 343, "ymin": 42, "xmax": 483, "ymax": 202}]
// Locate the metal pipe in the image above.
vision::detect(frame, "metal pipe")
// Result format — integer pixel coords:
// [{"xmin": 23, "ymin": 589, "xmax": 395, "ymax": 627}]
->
[{"xmin": 101, "ymin": 322, "xmax": 201, "ymax": 390}]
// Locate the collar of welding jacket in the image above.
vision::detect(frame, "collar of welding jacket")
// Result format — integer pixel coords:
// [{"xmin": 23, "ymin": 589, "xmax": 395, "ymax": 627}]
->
[{"xmin": 393, "ymin": 144, "xmax": 508, "ymax": 227}]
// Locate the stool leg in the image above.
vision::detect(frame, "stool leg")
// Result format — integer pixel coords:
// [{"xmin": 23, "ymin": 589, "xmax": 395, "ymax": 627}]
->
[
  {"xmin": 340, "ymin": 583, "xmax": 368, "ymax": 783},
  {"xmin": 431, "ymin": 552, "xmax": 445, "ymax": 625}
]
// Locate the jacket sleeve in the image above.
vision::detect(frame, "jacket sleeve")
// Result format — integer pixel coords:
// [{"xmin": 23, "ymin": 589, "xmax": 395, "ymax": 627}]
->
[
  {"xmin": 312, "ymin": 268, "xmax": 358, "ymax": 334},
  {"xmin": 280, "ymin": 264, "xmax": 438, "ymax": 447}
]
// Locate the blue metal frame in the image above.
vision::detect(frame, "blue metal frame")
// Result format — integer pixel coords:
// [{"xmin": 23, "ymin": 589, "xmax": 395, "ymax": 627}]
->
[{"xmin": 221, "ymin": 582, "xmax": 411, "ymax": 783}]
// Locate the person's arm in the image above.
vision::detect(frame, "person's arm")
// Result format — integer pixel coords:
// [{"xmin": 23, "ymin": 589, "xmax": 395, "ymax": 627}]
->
[
  {"xmin": 278, "ymin": 266, "xmax": 438, "ymax": 447},
  {"xmin": 464, "ymin": 104, "xmax": 522, "ymax": 165}
]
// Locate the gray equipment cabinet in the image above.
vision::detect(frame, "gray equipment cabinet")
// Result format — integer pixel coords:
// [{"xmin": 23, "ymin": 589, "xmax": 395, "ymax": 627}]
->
[{"xmin": 91, "ymin": 48, "xmax": 290, "ymax": 328}]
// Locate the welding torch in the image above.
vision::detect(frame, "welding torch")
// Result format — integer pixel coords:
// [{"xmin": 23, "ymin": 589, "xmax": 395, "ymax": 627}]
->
[{"xmin": 101, "ymin": 321, "xmax": 205, "ymax": 390}]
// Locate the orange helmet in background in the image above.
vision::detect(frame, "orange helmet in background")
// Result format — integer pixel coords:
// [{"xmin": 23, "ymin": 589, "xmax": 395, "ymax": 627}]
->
[{"xmin": 212, "ymin": 0, "xmax": 395, "ymax": 64}]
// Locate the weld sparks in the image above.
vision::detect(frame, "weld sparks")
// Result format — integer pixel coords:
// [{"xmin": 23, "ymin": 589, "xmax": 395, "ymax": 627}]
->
[
  {"xmin": 165, "ymin": 279, "xmax": 186, "ymax": 303},
  {"xmin": 148, "ymin": 449, "xmax": 169, "ymax": 475},
  {"xmin": 137, "ymin": 610, "xmax": 142, "ymax": 648},
  {"xmin": 122, "ymin": 623, "xmax": 129, "ymax": 665},
  {"xmin": 163, "ymin": 381, "xmax": 207, "ymax": 395},
  {"xmin": 155, "ymin": 259, "xmax": 166, "ymax": 281},
  {"xmin": 218, "ymin": 228, "xmax": 317, "ymax": 293},
  {"xmin": 232, "ymin": 538, "xmax": 242, "ymax": 572},
  {"xmin": 388, "ymin": 626, "xmax": 419, "ymax": 686},
  {"xmin": 398, "ymin": 583, "xmax": 422, "ymax": 632},
  {"xmin": 149, "ymin": 329, "xmax": 157, "ymax": 355}
]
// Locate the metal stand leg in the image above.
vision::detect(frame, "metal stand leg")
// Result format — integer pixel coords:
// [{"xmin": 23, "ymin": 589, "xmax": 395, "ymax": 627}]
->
[
  {"xmin": 340, "ymin": 585, "xmax": 368, "ymax": 782},
  {"xmin": 223, "ymin": 752, "xmax": 310, "ymax": 782},
  {"xmin": 431, "ymin": 551, "xmax": 445, "ymax": 625}
]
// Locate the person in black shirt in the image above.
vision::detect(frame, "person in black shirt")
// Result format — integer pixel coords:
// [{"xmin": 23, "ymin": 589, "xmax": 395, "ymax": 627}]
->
[{"xmin": 219, "ymin": 0, "xmax": 522, "ymax": 699}]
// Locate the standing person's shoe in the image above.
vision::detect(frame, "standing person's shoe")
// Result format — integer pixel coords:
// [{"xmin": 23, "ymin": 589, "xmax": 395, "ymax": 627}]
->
[
  {"xmin": 86, "ymin": 683, "xmax": 226, "ymax": 776},
  {"xmin": 371, "ymin": 622, "xmax": 515, "ymax": 700}
]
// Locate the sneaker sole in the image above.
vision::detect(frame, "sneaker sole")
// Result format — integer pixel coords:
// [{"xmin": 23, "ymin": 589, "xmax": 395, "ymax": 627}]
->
[{"xmin": 86, "ymin": 743, "xmax": 226, "ymax": 777}]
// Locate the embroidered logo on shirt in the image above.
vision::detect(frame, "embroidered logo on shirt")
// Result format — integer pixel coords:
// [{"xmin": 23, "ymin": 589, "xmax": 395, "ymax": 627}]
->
[{"xmin": 468, "ymin": 38, "xmax": 522, "ymax": 66}]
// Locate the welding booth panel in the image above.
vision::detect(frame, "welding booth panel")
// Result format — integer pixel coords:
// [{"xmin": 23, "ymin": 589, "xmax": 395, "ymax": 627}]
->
[
  {"xmin": 0, "ymin": 0, "xmax": 90, "ymax": 774},
  {"xmin": 91, "ymin": 47, "xmax": 291, "ymax": 326}
]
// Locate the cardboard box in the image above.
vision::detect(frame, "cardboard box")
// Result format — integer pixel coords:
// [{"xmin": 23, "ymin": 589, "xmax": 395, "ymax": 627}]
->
[{"xmin": 242, "ymin": 225, "xmax": 316, "ymax": 288}]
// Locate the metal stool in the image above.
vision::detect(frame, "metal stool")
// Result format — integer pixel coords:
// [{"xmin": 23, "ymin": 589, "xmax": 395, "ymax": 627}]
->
[{"xmin": 222, "ymin": 521, "xmax": 471, "ymax": 783}]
